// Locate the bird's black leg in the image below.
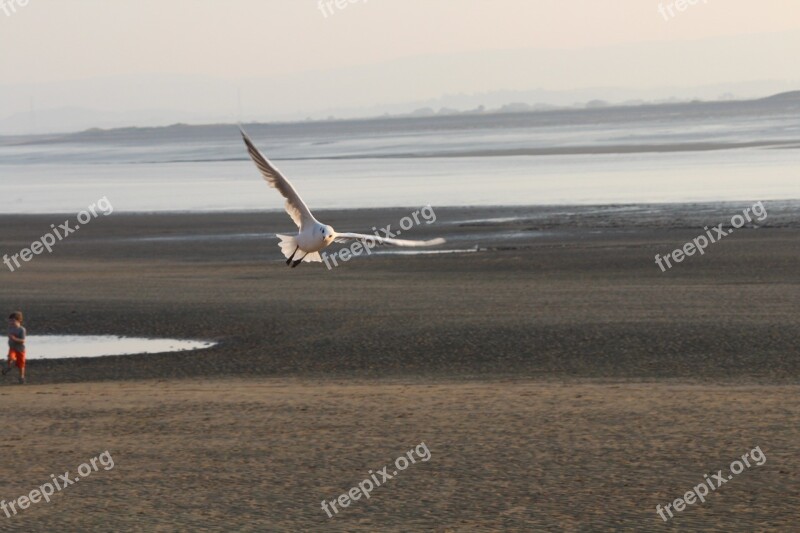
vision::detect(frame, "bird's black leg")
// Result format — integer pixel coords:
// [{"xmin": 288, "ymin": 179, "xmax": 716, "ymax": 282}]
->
[
  {"xmin": 291, "ymin": 254, "xmax": 307, "ymax": 268},
  {"xmin": 286, "ymin": 246, "xmax": 299, "ymax": 266}
]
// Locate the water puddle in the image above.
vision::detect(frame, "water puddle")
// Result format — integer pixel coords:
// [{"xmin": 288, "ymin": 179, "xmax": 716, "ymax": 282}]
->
[
  {"xmin": 24, "ymin": 335, "xmax": 216, "ymax": 359},
  {"xmin": 372, "ymin": 247, "xmax": 481, "ymax": 256}
]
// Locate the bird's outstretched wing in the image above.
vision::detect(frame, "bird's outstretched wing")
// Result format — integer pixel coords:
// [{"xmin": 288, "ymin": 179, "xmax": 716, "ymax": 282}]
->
[
  {"xmin": 334, "ymin": 232, "xmax": 446, "ymax": 247},
  {"xmin": 239, "ymin": 128, "xmax": 315, "ymax": 228}
]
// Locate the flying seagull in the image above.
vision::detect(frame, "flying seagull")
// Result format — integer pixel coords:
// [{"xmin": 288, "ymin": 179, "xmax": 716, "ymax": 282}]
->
[{"xmin": 239, "ymin": 128, "xmax": 445, "ymax": 267}]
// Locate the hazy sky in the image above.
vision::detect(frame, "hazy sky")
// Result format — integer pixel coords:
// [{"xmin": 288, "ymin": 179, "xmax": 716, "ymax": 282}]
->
[{"xmin": 1, "ymin": 0, "xmax": 799, "ymax": 131}]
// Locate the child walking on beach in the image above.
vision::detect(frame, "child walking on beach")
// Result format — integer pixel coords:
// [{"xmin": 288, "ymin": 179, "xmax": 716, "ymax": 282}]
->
[{"xmin": 3, "ymin": 311, "xmax": 26, "ymax": 384}]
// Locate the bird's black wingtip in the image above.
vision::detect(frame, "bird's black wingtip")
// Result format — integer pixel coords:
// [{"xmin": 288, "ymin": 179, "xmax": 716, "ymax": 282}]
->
[{"xmin": 237, "ymin": 124, "xmax": 250, "ymax": 141}]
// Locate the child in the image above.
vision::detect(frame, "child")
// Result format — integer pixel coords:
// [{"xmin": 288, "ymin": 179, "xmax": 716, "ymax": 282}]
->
[{"xmin": 3, "ymin": 311, "xmax": 26, "ymax": 384}]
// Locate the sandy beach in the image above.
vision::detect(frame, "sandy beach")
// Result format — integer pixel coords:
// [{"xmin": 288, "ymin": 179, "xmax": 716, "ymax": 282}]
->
[
  {"xmin": 1, "ymin": 379, "xmax": 798, "ymax": 531},
  {"xmin": 0, "ymin": 203, "xmax": 798, "ymax": 530}
]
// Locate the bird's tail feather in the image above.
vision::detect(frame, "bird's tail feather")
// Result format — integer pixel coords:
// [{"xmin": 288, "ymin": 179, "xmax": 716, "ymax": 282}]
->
[
  {"xmin": 276, "ymin": 234, "xmax": 322, "ymax": 263},
  {"xmin": 276, "ymin": 234, "xmax": 297, "ymax": 260}
]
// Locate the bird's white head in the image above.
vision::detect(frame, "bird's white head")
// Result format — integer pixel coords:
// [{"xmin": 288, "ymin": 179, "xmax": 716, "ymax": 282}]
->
[{"xmin": 319, "ymin": 224, "xmax": 336, "ymax": 243}]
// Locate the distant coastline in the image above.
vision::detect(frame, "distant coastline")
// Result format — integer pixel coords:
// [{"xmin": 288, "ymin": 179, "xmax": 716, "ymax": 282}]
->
[{"xmin": 2, "ymin": 90, "xmax": 799, "ymax": 141}]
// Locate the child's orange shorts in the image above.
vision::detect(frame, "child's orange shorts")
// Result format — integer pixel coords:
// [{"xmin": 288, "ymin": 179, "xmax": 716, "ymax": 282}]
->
[{"xmin": 8, "ymin": 350, "xmax": 26, "ymax": 370}]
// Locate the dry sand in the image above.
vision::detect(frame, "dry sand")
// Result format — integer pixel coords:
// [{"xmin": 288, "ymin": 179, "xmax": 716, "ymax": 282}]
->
[
  {"xmin": 0, "ymin": 204, "xmax": 798, "ymax": 530},
  {"xmin": 0, "ymin": 379, "xmax": 797, "ymax": 531}
]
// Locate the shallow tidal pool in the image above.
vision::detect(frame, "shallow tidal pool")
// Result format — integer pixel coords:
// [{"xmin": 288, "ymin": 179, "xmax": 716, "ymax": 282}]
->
[{"xmin": 24, "ymin": 335, "xmax": 216, "ymax": 359}]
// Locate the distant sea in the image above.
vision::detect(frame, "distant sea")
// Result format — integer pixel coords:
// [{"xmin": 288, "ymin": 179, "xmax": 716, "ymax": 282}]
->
[{"xmin": 1, "ymin": 98, "xmax": 798, "ymax": 214}]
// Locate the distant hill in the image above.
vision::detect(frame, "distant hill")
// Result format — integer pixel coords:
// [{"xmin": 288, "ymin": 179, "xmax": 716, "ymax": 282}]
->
[
  {"xmin": 762, "ymin": 90, "xmax": 800, "ymax": 101},
  {"xmin": 3, "ymin": 89, "xmax": 799, "ymax": 141}
]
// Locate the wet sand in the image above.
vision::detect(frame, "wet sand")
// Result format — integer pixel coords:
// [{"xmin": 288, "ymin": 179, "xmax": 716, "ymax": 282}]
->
[{"xmin": 0, "ymin": 203, "xmax": 798, "ymax": 530}]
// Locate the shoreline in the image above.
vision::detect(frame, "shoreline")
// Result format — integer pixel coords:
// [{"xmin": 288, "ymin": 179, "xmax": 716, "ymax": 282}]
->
[{"xmin": 2, "ymin": 198, "xmax": 799, "ymax": 218}]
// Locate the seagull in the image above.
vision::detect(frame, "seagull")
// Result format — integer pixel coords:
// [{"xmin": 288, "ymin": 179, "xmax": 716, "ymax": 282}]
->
[{"xmin": 239, "ymin": 128, "xmax": 445, "ymax": 267}]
